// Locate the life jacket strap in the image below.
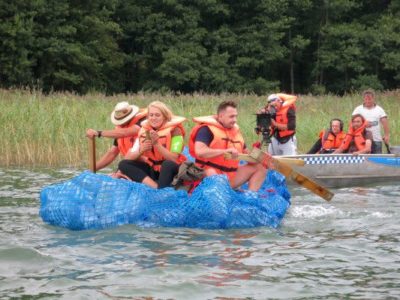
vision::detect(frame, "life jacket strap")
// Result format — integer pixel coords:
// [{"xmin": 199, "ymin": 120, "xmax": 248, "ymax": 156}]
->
[{"xmin": 195, "ymin": 159, "xmax": 237, "ymax": 173}]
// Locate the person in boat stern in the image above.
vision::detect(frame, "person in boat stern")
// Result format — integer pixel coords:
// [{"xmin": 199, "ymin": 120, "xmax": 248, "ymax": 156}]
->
[
  {"xmin": 118, "ymin": 101, "xmax": 186, "ymax": 189},
  {"xmin": 307, "ymin": 118, "xmax": 346, "ymax": 154},
  {"xmin": 86, "ymin": 101, "xmax": 147, "ymax": 172},
  {"xmin": 352, "ymin": 89, "xmax": 390, "ymax": 153},
  {"xmin": 333, "ymin": 114, "xmax": 372, "ymax": 155},
  {"xmin": 189, "ymin": 100, "xmax": 269, "ymax": 192},
  {"xmin": 261, "ymin": 93, "xmax": 297, "ymax": 155}
]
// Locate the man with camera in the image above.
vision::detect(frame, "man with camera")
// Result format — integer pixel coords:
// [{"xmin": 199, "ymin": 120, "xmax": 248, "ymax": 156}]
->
[{"xmin": 261, "ymin": 93, "xmax": 297, "ymax": 155}]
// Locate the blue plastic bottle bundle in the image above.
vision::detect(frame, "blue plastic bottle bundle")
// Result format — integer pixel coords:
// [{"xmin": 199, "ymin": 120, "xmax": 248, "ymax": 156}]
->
[{"xmin": 40, "ymin": 169, "xmax": 291, "ymax": 230}]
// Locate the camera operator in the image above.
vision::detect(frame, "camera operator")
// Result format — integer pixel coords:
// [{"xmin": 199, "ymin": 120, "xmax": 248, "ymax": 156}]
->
[{"xmin": 262, "ymin": 93, "xmax": 297, "ymax": 155}]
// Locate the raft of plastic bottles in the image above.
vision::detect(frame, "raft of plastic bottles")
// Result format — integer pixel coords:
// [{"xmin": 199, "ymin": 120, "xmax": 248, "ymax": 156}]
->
[{"xmin": 40, "ymin": 169, "xmax": 291, "ymax": 230}]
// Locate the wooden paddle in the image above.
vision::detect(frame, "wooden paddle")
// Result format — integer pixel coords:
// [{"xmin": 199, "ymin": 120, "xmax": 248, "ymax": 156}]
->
[
  {"xmin": 88, "ymin": 137, "xmax": 96, "ymax": 173},
  {"xmin": 271, "ymin": 159, "xmax": 334, "ymax": 201},
  {"xmin": 224, "ymin": 152, "xmax": 305, "ymax": 166},
  {"xmin": 224, "ymin": 149, "xmax": 334, "ymax": 201}
]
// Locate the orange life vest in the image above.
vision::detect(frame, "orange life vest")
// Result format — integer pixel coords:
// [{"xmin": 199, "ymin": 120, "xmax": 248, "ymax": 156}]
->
[
  {"xmin": 116, "ymin": 109, "xmax": 147, "ymax": 156},
  {"xmin": 320, "ymin": 130, "xmax": 346, "ymax": 153},
  {"xmin": 273, "ymin": 93, "xmax": 297, "ymax": 138},
  {"xmin": 340, "ymin": 120, "xmax": 369, "ymax": 152},
  {"xmin": 189, "ymin": 116, "xmax": 245, "ymax": 180},
  {"xmin": 139, "ymin": 116, "xmax": 186, "ymax": 172}
]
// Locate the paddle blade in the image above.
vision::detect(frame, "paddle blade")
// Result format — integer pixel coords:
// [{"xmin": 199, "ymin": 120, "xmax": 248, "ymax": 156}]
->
[
  {"xmin": 249, "ymin": 148, "xmax": 304, "ymax": 166},
  {"xmin": 224, "ymin": 150, "xmax": 333, "ymax": 201},
  {"xmin": 273, "ymin": 160, "xmax": 334, "ymax": 201},
  {"xmin": 88, "ymin": 137, "xmax": 96, "ymax": 173}
]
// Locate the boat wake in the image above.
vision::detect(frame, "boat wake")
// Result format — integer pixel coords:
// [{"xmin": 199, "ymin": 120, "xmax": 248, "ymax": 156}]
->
[{"xmin": 290, "ymin": 205, "xmax": 345, "ymax": 219}]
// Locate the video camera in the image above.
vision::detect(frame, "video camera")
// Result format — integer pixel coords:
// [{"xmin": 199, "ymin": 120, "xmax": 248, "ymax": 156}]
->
[{"xmin": 255, "ymin": 106, "xmax": 276, "ymax": 145}]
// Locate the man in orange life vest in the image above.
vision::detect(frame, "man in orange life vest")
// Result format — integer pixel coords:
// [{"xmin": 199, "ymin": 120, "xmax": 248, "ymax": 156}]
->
[
  {"xmin": 189, "ymin": 100, "xmax": 269, "ymax": 192},
  {"xmin": 333, "ymin": 114, "xmax": 372, "ymax": 154},
  {"xmin": 264, "ymin": 93, "xmax": 297, "ymax": 155},
  {"xmin": 307, "ymin": 118, "xmax": 346, "ymax": 154},
  {"xmin": 86, "ymin": 101, "xmax": 147, "ymax": 172}
]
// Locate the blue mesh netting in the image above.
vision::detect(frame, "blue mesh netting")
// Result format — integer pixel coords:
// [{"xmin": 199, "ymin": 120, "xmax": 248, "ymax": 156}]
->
[{"xmin": 40, "ymin": 169, "xmax": 291, "ymax": 230}]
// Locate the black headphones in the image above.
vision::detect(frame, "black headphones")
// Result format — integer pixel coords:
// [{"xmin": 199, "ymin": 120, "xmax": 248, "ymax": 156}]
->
[{"xmin": 330, "ymin": 118, "xmax": 344, "ymax": 131}]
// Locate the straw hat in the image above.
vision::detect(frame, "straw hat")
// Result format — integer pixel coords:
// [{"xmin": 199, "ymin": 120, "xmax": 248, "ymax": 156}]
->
[{"xmin": 110, "ymin": 101, "xmax": 139, "ymax": 125}]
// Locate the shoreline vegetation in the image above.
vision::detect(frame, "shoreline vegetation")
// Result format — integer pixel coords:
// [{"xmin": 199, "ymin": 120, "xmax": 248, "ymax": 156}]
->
[{"xmin": 1, "ymin": 88, "xmax": 399, "ymax": 168}]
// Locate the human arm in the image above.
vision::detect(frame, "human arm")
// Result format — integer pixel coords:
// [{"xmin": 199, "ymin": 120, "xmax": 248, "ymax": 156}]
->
[
  {"xmin": 353, "ymin": 131, "xmax": 372, "ymax": 155},
  {"xmin": 95, "ymin": 146, "xmax": 120, "ymax": 171},
  {"xmin": 194, "ymin": 126, "xmax": 239, "ymax": 159},
  {"xmin": 380, "ymin": 117, "xmax": 390, "ymax": 144},
  {"xmin": 124, "ymin": 139, "xmax": 151, "ymax": 161},
  {"xmin": 353, "ymin": 140, "xmax": 372, "ymax": 155},
  {"xmin": 151, "ymin": 127, "xmax": 184, "ymax": 161},
  {"xmin": 194, "ymin": 141, "xmax": 239, "ymax": 159},
  {"xmin": 86, "ymin": 125, "xmax": 141, "ymax": 139},
  {"xmin": 333, "ymin": 147, "xmax": 344, "ymax": 154}
]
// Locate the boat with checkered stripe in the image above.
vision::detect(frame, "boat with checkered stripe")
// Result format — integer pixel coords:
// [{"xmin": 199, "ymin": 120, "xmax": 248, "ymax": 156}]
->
[{"xmin": 280, "ymin": 153, "xmax": 400, "ymax": 188}]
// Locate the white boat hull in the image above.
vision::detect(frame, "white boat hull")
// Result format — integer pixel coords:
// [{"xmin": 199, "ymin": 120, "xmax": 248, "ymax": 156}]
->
[{"xmin": 279, "ymin": 154, "xmax": 400, "ymax": 188}]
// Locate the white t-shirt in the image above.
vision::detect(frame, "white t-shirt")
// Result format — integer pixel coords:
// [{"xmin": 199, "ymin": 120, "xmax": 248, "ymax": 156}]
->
[{"xmin": 352, "ymin": 105, "xmax": 387, "ymax": 141}]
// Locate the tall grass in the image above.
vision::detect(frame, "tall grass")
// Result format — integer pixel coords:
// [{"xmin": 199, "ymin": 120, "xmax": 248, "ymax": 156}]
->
[{"xmin": 1, "ymin": 88, "xmax": 399, "ymax": 168}]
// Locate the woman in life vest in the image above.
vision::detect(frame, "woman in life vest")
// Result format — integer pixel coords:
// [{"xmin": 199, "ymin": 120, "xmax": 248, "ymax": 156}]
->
[
  {"xmin": 118, "ymin": 101, "xmax": 186, "ymax": 188},
  {"xmin": 334, "ymin": 114, "xmax": 372, "ymax": 154},
  {"xmin": 86, "ymin": 101, "xmax": 147, "ymax": 172},
  {"xmin": 307, "ymin": 118, "xmax": 346, "ymax": 154}
]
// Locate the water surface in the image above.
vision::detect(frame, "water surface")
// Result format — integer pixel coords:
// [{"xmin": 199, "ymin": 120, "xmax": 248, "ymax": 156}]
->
[{"xmin": 1, "ymin": 168, "xmax": 399, "ymax": 299}]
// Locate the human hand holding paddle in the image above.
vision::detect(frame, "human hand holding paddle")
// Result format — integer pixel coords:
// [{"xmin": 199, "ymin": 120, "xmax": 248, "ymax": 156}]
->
[
  {"xmin": 86, "ymin": 128, "xmax": 99, "ymax": 138},
  {"xmin": 226, "ymin": 148, "xmax": 239, "ymax": 160}
]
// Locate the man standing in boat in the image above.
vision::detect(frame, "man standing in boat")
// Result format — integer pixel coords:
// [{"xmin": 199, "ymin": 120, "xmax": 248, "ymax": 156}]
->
[
  {"xmin": 86, "ymin": 101, "xmax": 147, "ymax": 172},
  {"xmin": 262, "ymin": 93, "xmax": 297, "ymax": 155},
  {"xmin": 352, "ymin": 89, "xmax": 390, "ymax": 153},
  {"xmin": 189, "ymin": 100, "xmax": 269, "ymax": 192}
]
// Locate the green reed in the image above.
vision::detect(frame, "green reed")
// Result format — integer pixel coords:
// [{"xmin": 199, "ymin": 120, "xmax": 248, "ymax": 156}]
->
[{"xmin": 0, "ymin": 89, "xmax": 399, "ymax": 168}]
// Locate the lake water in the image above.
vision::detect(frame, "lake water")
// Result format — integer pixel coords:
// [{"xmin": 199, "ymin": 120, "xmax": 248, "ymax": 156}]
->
[{"xmin": 1, "ymin": 168, "xmax": 399, "ymax": 299}]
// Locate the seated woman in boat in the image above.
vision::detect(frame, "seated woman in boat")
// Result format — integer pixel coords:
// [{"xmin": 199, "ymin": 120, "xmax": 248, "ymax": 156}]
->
[
  {"xmin": 118, "ymin": 101, "xmax": 186, "ymax": 189},
  {"xmin": 307, "ymin": 118, "xmax": 346, "ymax": 154},
  {"xmin": 333, "ymin": 114, "xmax": 372, "ymax": 154}
]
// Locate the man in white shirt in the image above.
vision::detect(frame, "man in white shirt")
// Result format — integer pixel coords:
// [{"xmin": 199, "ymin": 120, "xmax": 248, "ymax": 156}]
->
[{"xmin": 352, "ymin": 89, "xmax": 390, "ymax": 153}]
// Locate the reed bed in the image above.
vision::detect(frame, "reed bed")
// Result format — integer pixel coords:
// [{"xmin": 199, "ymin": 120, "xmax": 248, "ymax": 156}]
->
[{"xmin": 0, "ymin": 88, "xmax": 399, "ymax": 168}]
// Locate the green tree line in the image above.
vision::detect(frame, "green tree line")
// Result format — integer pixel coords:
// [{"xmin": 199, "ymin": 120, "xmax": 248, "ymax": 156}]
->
[{"xmin": 0, "ymin": 0, "xmax": 399, "ymax": 95}]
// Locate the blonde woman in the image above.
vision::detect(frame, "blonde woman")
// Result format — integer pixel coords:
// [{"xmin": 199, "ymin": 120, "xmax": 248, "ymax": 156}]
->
[{"xmin": 118, "ymin": 101, "xmax": 186, "ymax": 188}]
